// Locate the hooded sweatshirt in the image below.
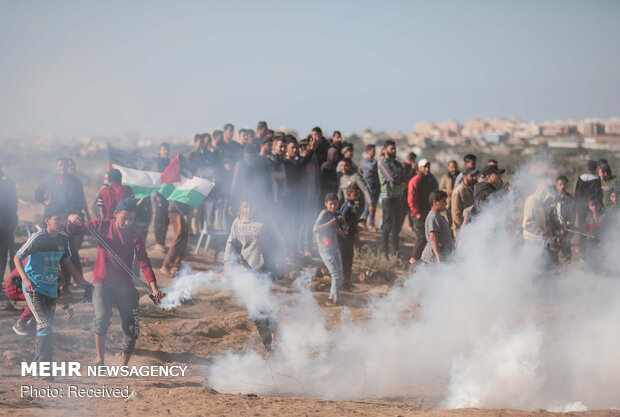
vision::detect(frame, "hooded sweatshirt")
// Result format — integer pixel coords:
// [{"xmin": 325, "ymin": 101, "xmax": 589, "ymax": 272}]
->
[
  {"xmin": 224, "ymin": 215, "xmax": 285, "ymax": 273},
  {"xmin": 523, "ymin": 184, "xmax": 552, "ymax": 240}
]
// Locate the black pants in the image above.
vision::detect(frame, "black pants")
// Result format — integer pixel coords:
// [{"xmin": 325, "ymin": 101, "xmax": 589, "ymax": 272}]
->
[
  {"xmin": 25, "ymin": 291, "xmax": 56, "ymax": 362},
  {"xmin": 338, "ymin": 235, "xmax": 355, "ymax": 286},
  {"xmin": 381, "ymin": 197, "xmax": 402, "ymax": 256},
  {"xmin": 93, "ymin": 284, "xmax": 140, "ymax": 354},
  {"xmin": 411, "ymin": 215, "xmax": 427, "ymax": 261},
  {"xmin": 154, "ymin": 220, "xmax": 168, "ymax": 246}
]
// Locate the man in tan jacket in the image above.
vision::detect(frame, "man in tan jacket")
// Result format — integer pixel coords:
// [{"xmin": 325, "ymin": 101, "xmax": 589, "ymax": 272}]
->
[{"xmin": 451, "ymin": 167, "xmax": 478, "ymax": 236}]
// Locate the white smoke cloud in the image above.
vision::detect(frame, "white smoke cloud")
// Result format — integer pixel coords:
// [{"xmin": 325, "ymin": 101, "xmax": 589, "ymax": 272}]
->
[{"xmin": 166, "ymin": 160, "xmax": 620, "ymax": 410}]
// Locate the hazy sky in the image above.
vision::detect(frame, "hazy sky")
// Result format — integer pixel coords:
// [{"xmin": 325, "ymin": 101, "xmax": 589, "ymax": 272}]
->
[{"xmin": 1, "ymin": 0, "xmax": 619, "ymax": 138}]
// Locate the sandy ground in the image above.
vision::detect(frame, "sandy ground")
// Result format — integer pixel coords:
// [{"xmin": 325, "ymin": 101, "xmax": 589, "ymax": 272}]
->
[{"xmin": 1, "ymin": 202, "xmax": 619, "ymax": 416}]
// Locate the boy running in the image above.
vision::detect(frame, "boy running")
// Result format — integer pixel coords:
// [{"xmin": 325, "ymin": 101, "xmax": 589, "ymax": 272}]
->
[{"xmin": 14, "ymin": 204, "xmax": 88, "ymax": 371}]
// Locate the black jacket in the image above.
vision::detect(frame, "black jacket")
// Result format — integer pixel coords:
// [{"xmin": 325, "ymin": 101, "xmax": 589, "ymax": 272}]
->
[{"xmin": 472, "ymin": 182, "xmax": 497, "ymax": 215}]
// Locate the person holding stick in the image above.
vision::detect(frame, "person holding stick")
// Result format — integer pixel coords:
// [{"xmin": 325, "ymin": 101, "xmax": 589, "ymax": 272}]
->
[{"xmin": 67, "ymin": 198, "xmax": 164, "ymax": 366}]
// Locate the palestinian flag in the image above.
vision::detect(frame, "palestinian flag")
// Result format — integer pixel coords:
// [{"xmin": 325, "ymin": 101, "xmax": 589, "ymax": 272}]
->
[
  {"xmin": 160, "ymin": 155, "xmax": 215, "ymax": 207},
  {"xmin": 108, "ymin": 146, "xmax": 214, "ymax": 207}
]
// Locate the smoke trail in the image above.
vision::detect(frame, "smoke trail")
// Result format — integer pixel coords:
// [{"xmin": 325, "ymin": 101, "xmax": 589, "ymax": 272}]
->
[{"xmin": 183, "ymin": 158, "xmax": 620, "ymax": 410}]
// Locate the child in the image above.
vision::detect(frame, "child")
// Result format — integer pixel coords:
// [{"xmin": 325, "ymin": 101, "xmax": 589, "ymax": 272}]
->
[
  {"xmin": 14, "ymin": 204, "xmax": 87, "ymax": 374},
  {"xmin": 224, "ymin": 199, "xmax": 286, "ymax": 358},
  {"xmin": 338, "ymin": 185, "xmax": 363, "ymax": 290},
  {"xmin": 314, "ymin": 193, "xmax": 344, "ymax": 306}
]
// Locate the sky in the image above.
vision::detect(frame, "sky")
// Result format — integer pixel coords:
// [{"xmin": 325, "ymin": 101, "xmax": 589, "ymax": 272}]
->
[{"xmin": 0, "ymin": 0, "xmax": 619, "ymax": 139}]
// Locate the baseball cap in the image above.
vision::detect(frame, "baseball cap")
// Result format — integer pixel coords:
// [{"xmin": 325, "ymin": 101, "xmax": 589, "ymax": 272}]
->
[
  {"xmin": 482, "ymin": 165, "xmax": 505, "ymax": 177},
  {"xmin": 462, "ymin": 166, "xmax": 479, "ymax": 176},
  {"xmin": 418, "ymin": 158, "xmax": 430, "ymax": 168}
]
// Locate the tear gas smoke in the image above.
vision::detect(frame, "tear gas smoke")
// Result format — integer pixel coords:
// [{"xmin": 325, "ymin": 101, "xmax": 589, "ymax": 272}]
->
[{"xmin": 169, "ymin": 160, "xmax": 620, "ymax": 410}]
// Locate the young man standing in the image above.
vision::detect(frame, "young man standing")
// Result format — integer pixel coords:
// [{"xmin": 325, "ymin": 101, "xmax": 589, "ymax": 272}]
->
[
  {"xmin": 67, "ymin": 198, "xmax": 164, "ymax": 366},
  {"xmin": 401, "ymin": 152, "xmax": 418, "ymax": 232},
  {"xmin": 154, "ymin": 143, "xmax": 171, "ymax": 172},
  {"xmin": 337, "ymin": 158, "xmax": 372, "ymax": 213},
  {"xmin": 361, "ymin": 144, "xmax": 380, "ymax": 230},
  {"xmin": 161, "ymin": 200, "xmax": 191, "ymax": 277},
  {"xmin": 599, "ymin": 163, "xmax": 617, "ymax": 208},
  {"xmin": 574, "ymin": 160, "xmax": 602, "ymax": 259},
  {"xmin": 223, "ymin": 123, "xmax": 243, "ymax": 160},
  {"xmin": 439, "ymin": 160, "xmax": 460, "ymax": 226},
  {"xmin": 15, "ymin": 204, "xmax": 88, "ymax": 369},
  {"xmin": 330, "ymin": 130, "xmax": 343, "ymax": 150},
  {"xmin": 311, "ymin": 127, "xmax": 332, "ymax": 167},
  {"xmin": 451, "ymin": 167, "xmax": 477, "ymax": 236},
  {"xmin": 256, "ymin": 121, "xmax": 269, "ymax": 141},
  {"xmin": 472, "ymin": 165, "xmax": 505, "ymax": 215},
  {"xmin": 378, "ymin": 140, "xmax": 404, "ymax": 257},
  {"xmin": 96, "ymin": 169, "xmax": 133, "ymax": 220},
  {"xmin": 336, "ymin": 144, "xmax": 357, "ymax": 179},
  {"xmin": 548, "ymin": 175, "xmax": 576, "ymax": 263},
  {"xmin": 282, "ymin": 136, "xmax": 318, "ymax": 257},
  {"xmin": 408, "ymin": 159, "xmax": 439, "ymax": 264},
  {"xmin": 420, "ymin": 191, "xmax": 454, "ymax": 264},
  {"xmin": 454, "ymin": 154, "xmax": 477, "ymax": 188},
  {"xmin": 153, "ymin": 143, "xmax": 171, "ymax": 251}
]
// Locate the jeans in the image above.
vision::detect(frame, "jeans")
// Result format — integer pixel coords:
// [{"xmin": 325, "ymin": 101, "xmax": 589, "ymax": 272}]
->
[
  {"xmin": 362, "ymin": 199, "xmax": 379, "ymax": 228},
  {"xmin": 380, "ymin": 197, "xmax": 402, "ymax": 256},
  {"xmin": 93, "ymin": 283, "xmax": 140, "ymax": 354},
  {"xmin": 319, "ymin": 248, "xmax": 344, "ymax": 302}
]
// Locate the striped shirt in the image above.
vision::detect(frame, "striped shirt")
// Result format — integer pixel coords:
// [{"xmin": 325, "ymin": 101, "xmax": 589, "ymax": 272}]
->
[{"xmin": 17, "ymin": 230, "xmax": 71, "ymax": 298}]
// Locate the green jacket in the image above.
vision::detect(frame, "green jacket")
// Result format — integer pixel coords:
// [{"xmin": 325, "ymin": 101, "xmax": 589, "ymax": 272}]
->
[{"xmin": 378, "ymin": 157, "xmax": 404, "ymax": 199}]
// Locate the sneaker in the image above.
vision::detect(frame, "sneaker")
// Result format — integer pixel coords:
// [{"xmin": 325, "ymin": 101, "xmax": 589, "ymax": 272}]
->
[
  {"xmin": 325, "ymin": 299, "xmax": 339, "ymax": 307},
  {"xmin": 26, "ymin": 320, "xmax": 37, "ymax": 336},
  {"xmin": 12, "ymin": 319, "xmax": 29, "ymax": 336}
]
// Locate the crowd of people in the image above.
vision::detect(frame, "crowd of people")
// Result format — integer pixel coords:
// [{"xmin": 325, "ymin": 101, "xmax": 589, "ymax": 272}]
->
[{"xmin": 1, "ymin": 120, "xmax": 618, "ymax": 364}]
